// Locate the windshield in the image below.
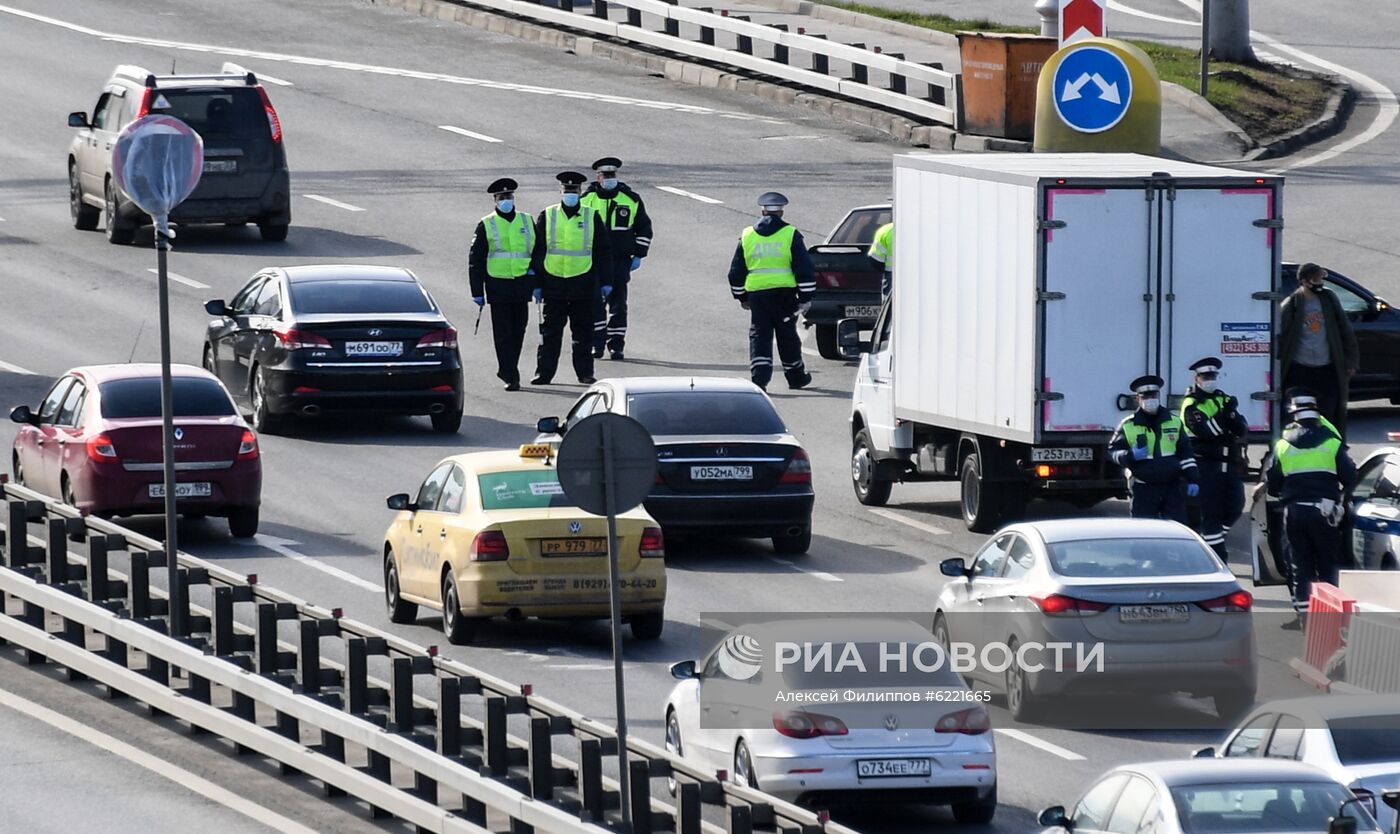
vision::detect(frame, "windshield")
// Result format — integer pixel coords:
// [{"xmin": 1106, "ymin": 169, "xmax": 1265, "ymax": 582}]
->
[
  {"xmin": 827, "ymin": 208, "xmax": 891, "ymax": 245},
  {"xmin": 289, "ymin": 279, "xmax": 436, "ymax": 315},
  {"xmin": 1170, "ymin": 781, "xmax": 1379, "ymax": 833},
  {"xmin": 627, "ymin": 392, "xmax": 786, "ymax": 436},
  {"xmin": 1046, "ymin": 537, "xmax": 1222, "ymax": 578},
  {"xmin": 478, "ymin": 470, "xmax": 573, "ymax": 511},
  {"xmin": 1328, "ymin": 715, "xmax": 1400, "ymax": 765},
  {"xmin": 99, "ymin": 378, "xmax": 236, "ymax": 418}
]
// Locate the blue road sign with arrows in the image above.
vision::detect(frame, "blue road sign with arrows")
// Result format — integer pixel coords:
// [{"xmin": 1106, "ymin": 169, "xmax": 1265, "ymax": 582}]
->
[{"xmin": 1051, "ymin": 45, "xmax": 1133, "ymax": 133}]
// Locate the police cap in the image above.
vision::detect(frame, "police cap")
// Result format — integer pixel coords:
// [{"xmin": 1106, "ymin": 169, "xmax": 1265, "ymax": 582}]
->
[
  {"xmin": 757, "ymin": 191, "xmax": 789, "ymax": 210},
  {"xmin": 556, "ymin": 171, "xmax": 588, "ymax": 187},
  {"xmin": 591, "ymin": 157, "xmax": 622, "ymax": 173},
  {"xmin": 1130, "ymin": 374, "xmax": 1164, "ymax": 394},
  {"xmin": 487, "ymin": 177, "xmax": 518, "ymax": 196},
  {"xmin": 1189, "ymin": 356, "xmax": 1223, "ymax": 375}
]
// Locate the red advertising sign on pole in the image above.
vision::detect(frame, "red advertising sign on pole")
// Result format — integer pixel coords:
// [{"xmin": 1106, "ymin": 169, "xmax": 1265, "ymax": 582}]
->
[{"xmin": 1059, "ymin": 0, "xmax": 1106, "ymax": 47}]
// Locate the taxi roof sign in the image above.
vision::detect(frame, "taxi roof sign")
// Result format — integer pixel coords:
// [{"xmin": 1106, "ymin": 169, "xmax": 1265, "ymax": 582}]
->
[{"xmin": 519, "ymin": 443, "xmax": 554, "ymax": 459}]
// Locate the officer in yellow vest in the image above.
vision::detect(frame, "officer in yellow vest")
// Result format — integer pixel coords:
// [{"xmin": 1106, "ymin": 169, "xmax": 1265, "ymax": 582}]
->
[
  {"xmin": 1265, "ymin": 393, "xmax": 1357, "ymax": 628},
  {"xmin": 868, "ymin": 221, "xmax": 893, "ymax": 300},
  {"xmin": 530, "ymin": 171, "xmax": 612, "ymax": 386},
  {"xmin": 582, "ymin": 157, "xmax": 653, "ymax": 361},
  {"xmin": 726, "ymin": 192, "xmax": 814, "ymax": 391},
  {"xmin": 1180, "ymin": 356, "xmax": 1249, "ymax": 560},
  {"xmin": 1109, "ymin": 374, "xmax": 1200, "ymax": 523},
  {"xmin": 468, "ymin": 177, "xmax": 535, "ymax": 391}
]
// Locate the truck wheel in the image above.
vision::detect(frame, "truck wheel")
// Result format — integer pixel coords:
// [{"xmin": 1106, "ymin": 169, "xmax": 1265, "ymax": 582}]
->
[
  {"xmin": 815, "ymin": 324, "xmax": 841, "ymax": 360},
  {"xmin": 960, "ymin": 452, "xmax": 1003, "ymax": 533},
  {"xmin": 851, "ymin": 429, "xmax": 892, "ymax": 506}
]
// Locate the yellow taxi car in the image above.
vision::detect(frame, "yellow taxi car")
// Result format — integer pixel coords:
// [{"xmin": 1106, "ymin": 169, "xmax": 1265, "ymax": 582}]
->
[{"xmin": 382, "ymin": 444, "xmax": 667, "ymax": 644}]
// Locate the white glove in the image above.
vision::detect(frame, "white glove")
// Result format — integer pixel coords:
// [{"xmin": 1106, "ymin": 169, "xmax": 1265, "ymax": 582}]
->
[{"xmin": 797, "ymin": 301, "xmax": 812, "ymax": 317}]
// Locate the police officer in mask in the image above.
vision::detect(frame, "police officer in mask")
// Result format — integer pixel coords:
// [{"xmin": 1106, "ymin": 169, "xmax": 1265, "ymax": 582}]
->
[
  {"xmin": 531, "ymin": 171, "xmax": 612, "ymax": 386},
  {"xmin": 1109, "ymin": 374, "xmax": 1200, "ymax": 523},
  {"xmin": 468, "ymin": 177, "xmax": 534, "ymax": 391},
  {"xmin": 726, "ymin": 192, "xmax": 814, "ymax": 391},
  {"xmin": 1180, "ymin": 357, "xmax": 1249, "ymax": 560},
  {"xmin": 581, "ymin": 157, "xmax": 652, "ymax": 361}
]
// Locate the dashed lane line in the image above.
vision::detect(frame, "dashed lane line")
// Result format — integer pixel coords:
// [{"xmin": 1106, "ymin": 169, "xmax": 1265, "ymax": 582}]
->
[
  {"xmin": 867, "ymin": 507, "xmax": 950, "ymax": 536},
  {"xmin": 245, "ymin": 534, "xmax": 384, "ymax": 594},
  {"xmin": 303, "ymin": 194, "xmax": 365, "ymax": 212},
  {"xmin": 439, "ymin": 124, "xmax": 503, "ymax": 143},
  {"xmin": 995, "ymin": 728, "xmax": 1086, "ymax": 761},
  {"xmin": 768, "ymin": 556, "xmax": 842, "ymax": 582},
  {"xmin": 655, "ymin": 186, "xmax": 723, "ymax": 205},
  {"xmin": 0, "ymin": 688, "xmax": 323, "ymax": 834},
  {"xmin": 146, "ymin": 268, "xmax": 211, "ymax": 290},
  {"xmin": 0, "ymin": 359, "xmax": 37, "ymax": 375}
]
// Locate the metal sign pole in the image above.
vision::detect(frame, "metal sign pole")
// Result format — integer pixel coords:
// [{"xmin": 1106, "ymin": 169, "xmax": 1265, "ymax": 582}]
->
[
  {"xmin": 601, "ymin": 420, "xmax": 632, "ymax": 831},
  {"xmin": 156, "ymin": 222, "xmax": 181, "ymax": 638},
  {"xmin": 1199, "ymin": 0, "xmax": 1211, "ymax": 99}
]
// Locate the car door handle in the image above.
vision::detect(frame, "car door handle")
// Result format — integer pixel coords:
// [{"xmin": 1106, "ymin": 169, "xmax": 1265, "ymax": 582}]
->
[
  {"xmin": 439, "ymin": 530, "xmax": 448, "ymax": 539},
  {"xmin": 415, "ymin": 525, "xmax": 423, "ymax": 535}
]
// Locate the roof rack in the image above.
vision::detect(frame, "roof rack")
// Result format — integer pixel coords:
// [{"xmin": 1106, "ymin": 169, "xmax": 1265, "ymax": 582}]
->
[{"xmin": 112, "ymin": 63, "xmax": 258, "ymax": 88}]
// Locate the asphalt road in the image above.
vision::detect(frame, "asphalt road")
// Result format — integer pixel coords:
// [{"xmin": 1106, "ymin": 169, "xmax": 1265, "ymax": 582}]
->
[{"xmin": 0, "ymin": 0, "xmax": 1397, "ymax": 830}]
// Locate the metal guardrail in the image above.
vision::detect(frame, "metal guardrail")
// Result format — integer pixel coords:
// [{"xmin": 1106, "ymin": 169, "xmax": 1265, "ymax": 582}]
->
[
  {"xmin": 397, "ymin": 0, "xmax": 957, "ymax": 125},
  {"xmin": 0, "ymin": 481, "xmax": 854, "ymax": 834}
]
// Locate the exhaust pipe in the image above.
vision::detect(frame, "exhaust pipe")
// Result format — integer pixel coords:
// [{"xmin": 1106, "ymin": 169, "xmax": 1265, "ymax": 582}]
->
[
  {"xmin": 429, "ymin": 403, "xmax": 447, "ymax": 415},
  {"xmin": 301, "ymin": 404, "xmax": 321, "ymax": 417},
  {"xmin": 504, "ymin": 607, "xmax": 524, "ymax": 621},
  {"xmin": 786, "ymin": 526, "xmax": 804, "ymax": 537}
]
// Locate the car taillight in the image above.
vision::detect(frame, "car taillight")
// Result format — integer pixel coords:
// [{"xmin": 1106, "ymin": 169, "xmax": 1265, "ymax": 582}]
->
[
  {"xmin": 1031, "ymin": 594, "xmax": 1110, "ymax": 616},
  {"xmin": 772, "ymin": 711, "xmax": 848, "ymax": 739},
  {"xmin": 1351, "ymin": 788, "xmax": 1376, "ymax": 818},
  {"xmin": 256, "ymin": 86, "xmax": 282, "ymax": 143},
  {"xmin": 1197, "ymin": 590, "xmax": 1253, "ymax": 612},
  {"xmin": 135, "ymin": 87, "xmax": 154, "ymax": 118},
  {"xmin": 236, "ymin": 430, "xmax": 259, "ymax": 461},
  {"xmin": 272, "ymin": 326, "xmax": 331, "ymax": 350},
  {"xmin": 416, "ymin": 328, "xmax": 459, "ymax": 349},
  {"xmin": 780, "ymin": 449, "xmax": 811, "ymax": 484},
  {"xmin": 470, "ymin": 530, "xmax": 510, "ymax": 562},
  {"xmin": 639, "ymin": 527, "xmax": 664, "ymax": 558},
  {"xmin": 86, "ymin": 434, "xmax": 119, "ymax": 463},
  {"xmin": 935, "ymin": 706, "xmax": 991, "ymax": 735}
]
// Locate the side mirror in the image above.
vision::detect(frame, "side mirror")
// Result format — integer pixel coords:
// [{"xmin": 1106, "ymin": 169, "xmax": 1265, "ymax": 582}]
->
[
  {"xmin": 940, "ymin": 557, "xmax": 970, "ymax": 578},
  {"xmin": 1191, "ymin": 746, "xmax": 1216, "ymax": 759},
  {"xmin": 386, "ymin": 493, "xmax": 416, "ymax": 511},
  {"xmin": 536, "ymin": 416, "xmax": 561, "ymax": 435},
  {"xmin": 670, "ymin": 660, "xmax": 698, "ymax": 680},
  {"xmin": 1371, "ymin": 297, "xmax": 1389, "ymax": 315},
  {"xmin": 1037, "ymin": 805, "xmax": 1071, "ymax": 829},
  {"xmin": 1116, "ymin": 394, "xmax": 1135, "ymax": 411},
  {"xmin": 204, "ymin": 299, "xmax": 229, "ymax": 317},
  {"xmin": 67, "ymin": 111, "xmax": 90, "ymax": 128},
  {"xmin": 9, "ymin": 405, "xmax": 37, "ymax": 426},
  {"xmin": 1381, "ymin": 790, "xmax": 1400, "ymax": 811},
  {"xmin": 835, "ymin": 318, "xmax": 870, "ymax": 360},
  {"xmin": 1327, "ymin": 816, "xmax": 1358, "ymax": 834}
]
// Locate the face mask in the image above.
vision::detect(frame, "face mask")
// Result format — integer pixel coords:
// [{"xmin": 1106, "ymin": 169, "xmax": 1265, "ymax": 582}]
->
[
  {"xmin": 1140, "ymin": 398, "xmax": 1160, "ymax": 412},
  {"xmin": 561, "ymin": 192, "xmax": 580, "ymax": 208},
  {"xmin": 1199, "ymin": 380, "xmax": 1218, "ymax": 394},
  {"xmin": 1308, "ymin": 282, "xmax": 1325, "ymax": 293},
  {"xmin": 496, "ymin": 199, "xmax": 514, "ymax": 213},
  {"xmin": 601, "ymin": 178, "xmax": 618, "ymax": 191}
]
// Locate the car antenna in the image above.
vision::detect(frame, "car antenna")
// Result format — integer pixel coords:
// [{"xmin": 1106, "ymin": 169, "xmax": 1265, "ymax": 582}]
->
[
  {"xmin": 690, "ymin": 377, "xmax": 695, "ymax": 390},
  {"xmin": 171, "ymin": 58, "xmax": 177, "ymax": 74}
]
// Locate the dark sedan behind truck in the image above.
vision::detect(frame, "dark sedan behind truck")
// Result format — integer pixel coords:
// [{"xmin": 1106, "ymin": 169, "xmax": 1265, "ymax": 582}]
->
[
  {"xmin": 202, "ymin": 265, "xmax": 465, "ymax": 434},
  {"xmin": 804, "ymin": 203, "xmax": 888, "ymax": 360}
]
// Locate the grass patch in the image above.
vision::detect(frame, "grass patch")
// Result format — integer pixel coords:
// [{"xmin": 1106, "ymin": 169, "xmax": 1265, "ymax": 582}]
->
[{"xmin": 817, "ymin": 1, "xmax": 1334, "ymax": 141}]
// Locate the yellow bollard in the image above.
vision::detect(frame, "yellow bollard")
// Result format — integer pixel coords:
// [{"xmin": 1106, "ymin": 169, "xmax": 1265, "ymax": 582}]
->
[{"xmin": 1034, "ymin": 37, "xmax": 1161, "ymax": 153}]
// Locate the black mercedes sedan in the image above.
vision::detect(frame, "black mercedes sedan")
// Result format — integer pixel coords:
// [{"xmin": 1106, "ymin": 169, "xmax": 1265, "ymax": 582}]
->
[
  {"xmin": 201, "ymin": 265, "xmax": 464, "ymax": 434},
  {"xmin": 1284, "ymin": 263, "xmax": 1400, "ymax": 404}
]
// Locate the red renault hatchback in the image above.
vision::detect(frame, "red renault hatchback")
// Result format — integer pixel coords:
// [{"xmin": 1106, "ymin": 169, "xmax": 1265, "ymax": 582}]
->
[{"xmin": 9, "ymin": 364, "xmax": 263, "ymax": 537}]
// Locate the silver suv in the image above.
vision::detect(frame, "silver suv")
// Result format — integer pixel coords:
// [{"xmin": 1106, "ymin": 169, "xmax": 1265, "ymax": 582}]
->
[{"xmin": 68, "ymin": 63, "xmax": 291, "ymax": 243}]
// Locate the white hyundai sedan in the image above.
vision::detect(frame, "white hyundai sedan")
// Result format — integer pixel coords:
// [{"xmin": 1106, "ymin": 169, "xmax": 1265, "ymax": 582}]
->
[{"xmin": 663, "ymin": 618, "xmax": 997, "ymax": 821}]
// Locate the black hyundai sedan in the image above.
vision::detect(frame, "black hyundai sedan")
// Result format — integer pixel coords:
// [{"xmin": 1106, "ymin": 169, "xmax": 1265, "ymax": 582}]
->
[{"xmin": 202, "ymin": 265, "xmax": 464, "ymax": 433}]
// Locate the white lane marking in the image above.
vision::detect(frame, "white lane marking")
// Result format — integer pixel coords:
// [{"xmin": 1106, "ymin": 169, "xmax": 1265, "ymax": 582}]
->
[
  {"xmin": 868, "ymin": 507, "xmax": 950, "ymax": 536},
  {"xmin": 550, "ymin": 663, "xmax": 616, "ymax": 671},
  {"xmin": 1117, "ymin": 0, "xmax": 1399, "ymax": 173},
  {"xmin": 655, "ymin": 186, "xmax": 723, "ymax": 205},
  {"xmin": 769, "ymin": 556, "xmax": 842, "ymax": 582},
  {"xmin": 0, "ymin": 5, "xmax": 767, "ymax": 121},
  {"xmin": 0, "ymin": 359, "xmax": 37, "ymax": 375},
  {"xmin": 438, "ymin": 124, "xmax": 503, "ymax": 143},
  {"xmin": 0, "ymin": 688, "xmax": 322, "ymax": 834},
  {"xmin": 254, "ymin": 72, "xmax": 292, "ymax": 86},
  {"xmin": 145, "ymin": 268, "xmax": 210, "ymax": 290},
  {"xmin": 303, "ymin": 194, "xmax": 365, "ymax": 212},
  {"xmin": 245, "ymin": 534, "xmax": 383, "ymax": 593},
  {"xmin": 995, "ymin": 728, "xmax": 1086, "ymax": 761}
]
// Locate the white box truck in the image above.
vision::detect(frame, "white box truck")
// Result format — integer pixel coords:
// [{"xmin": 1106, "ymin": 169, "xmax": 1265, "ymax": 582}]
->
[{"xmin": 841, "ymin": 153, "xmax": 1283, "ymax": 532}]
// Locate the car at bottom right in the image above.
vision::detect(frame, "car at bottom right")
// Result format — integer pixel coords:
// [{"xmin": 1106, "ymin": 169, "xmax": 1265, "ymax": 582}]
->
[
  {"xmin": 1198, "ymin": 696, "xmax": 1400, "ymax": 833},
  {"xmin": 1036, "ymin": 759, "xmax": 1383, "ymax": 834}
]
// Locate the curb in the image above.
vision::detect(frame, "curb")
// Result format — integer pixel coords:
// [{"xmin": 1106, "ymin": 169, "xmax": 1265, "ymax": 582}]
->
[
  {"xmin": 1245, "ymin": 81, "xmax": 1355, "ymax": 162},
  {"xmin": 1160, "ymin": 81, "xmax": 1253, "ymax": 156}
]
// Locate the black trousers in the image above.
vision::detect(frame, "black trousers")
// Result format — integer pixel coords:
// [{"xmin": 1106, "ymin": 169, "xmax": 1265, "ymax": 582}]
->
[
  {"xmin": 593, "ymin": 279, "xmax": 628, "ymax": 352},
  {"xmin": 747, "ymin": 288, "xmax": 806, "ymax": 389},
  {"xmin": 1129, "ymin": 480, "xmax": 1188, "ymax": 525},
  {"xmin": 1284, "ymin": 362, "xmax": 1344, "ymax": 435},
  {"xmin": 1196, "ymin": 460, "xmax": 1246, "ymax": 555},
  {"xmin": 535, "ymin": 298, "xmax": 594, "ymax": 382},
  {"xmin": 1284, "ymin": 503, "xmax": 1341, "ymax": 613},
  {"xmin": 489, "ymin": 302, "xmax": 529, "ymax": 385}
]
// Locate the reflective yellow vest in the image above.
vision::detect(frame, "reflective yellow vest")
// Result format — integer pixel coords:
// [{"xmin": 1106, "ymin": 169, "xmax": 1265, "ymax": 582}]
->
[
  {"xmin": 543, "ymin": 205, "xmax": 595, "ymax": 278},
  {"xmin": 1121, "ymin": 415, "xmax": 1185, "ymax": 457},
  {"xmin": 870, "ymin": 222, "xmax": 893, "ymax": 268},
  {"xmin": 581, "ymin": 190, "xmax": 639, "ymax": 231},
  {"xmin": 1180, "ymin": 391, "xmax": 1228, "ymax": 438},
  {"xmin": 482, "ymin": 211, "xmax": 534, "ymax": 279},
  {"xmin": 1274, "ymin": 436, "xmax": 1341, "ymax": 476},
  {"xmin": 741, "ymin": 225, "xmax": 797, "ymax": 292}
]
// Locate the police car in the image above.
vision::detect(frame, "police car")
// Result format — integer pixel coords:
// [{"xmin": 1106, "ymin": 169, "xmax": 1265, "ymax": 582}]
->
[{"xmin": 382, "ymin": 444, "xmax": 667, "ymax": 644}]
